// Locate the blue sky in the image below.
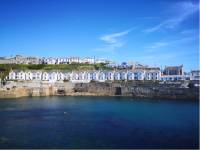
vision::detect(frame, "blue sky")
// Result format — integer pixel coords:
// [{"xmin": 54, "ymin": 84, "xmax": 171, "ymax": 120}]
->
[{"xmin": 0, "ymin": 0, "xmax": 199, "ymax": 71}]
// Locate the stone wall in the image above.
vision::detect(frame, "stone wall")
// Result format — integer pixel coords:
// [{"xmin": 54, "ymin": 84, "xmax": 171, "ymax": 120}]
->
[
  {"xmin": 73, "ymin": 81, "xmax": 199, "ymax": 100},
  {"xmin": 0, "ymin": 80, "xmax": 199, "ymax": 100}
]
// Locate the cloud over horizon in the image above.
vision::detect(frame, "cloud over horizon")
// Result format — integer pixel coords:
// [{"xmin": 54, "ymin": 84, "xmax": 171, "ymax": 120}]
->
[
  {"xmin": 94, "ymin": 28, "xmax": 133, "ymax": 52},
  {"xmin": 100, "ymin": 28, "xmax": 133, "ymax": 44},
  {"xmin": 144, "ymin": 1, "xmax": 198, "ymax": 33}
]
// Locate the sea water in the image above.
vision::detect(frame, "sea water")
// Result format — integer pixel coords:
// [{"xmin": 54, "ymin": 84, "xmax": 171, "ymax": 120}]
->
[{"xmin": 0, "ymin": 96, "xmax": 198, "ymax": 149}]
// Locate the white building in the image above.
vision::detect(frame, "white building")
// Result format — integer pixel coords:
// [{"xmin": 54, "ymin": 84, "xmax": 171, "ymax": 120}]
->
[
  {"xmin": 32, "ymin": 71, "xmax": 42, "ymax": 80},
  {"xmin": 42, "ymin": 72, "xmax": 49, "ymax": 81},
  {"xmin": 133, "ymin": 70, "xmax": 145, "ymax": 80},
  {"xmin": 106, "ymin": 72, "xmax": 114, "ymax": 80},
  {"xmin": 43, "ymin": 57, "xmax": 57, "ymax": 64},
  {"xmin": 68, "ymin": 57, "xmax": 80, "ymax": 64},
  {"xmin": 57, "ymin": 72, "xmax": 65, "ymax": 81},
  {"xmin": 9, "ymin": 71, "xmax": 16, "ymax": 80},
  {"xmin": 95, "ymin": 58, "xmax": 107, "ymax": 64},
  {"xmin": 120, "ymin": 71, "xmax": 127, "ymax": 80},
  {"xmin": 56, "ymin": 58, "xmax": 67, "ymax": 64},
  {"xmin": 114, "ymin": 72, "xmax": 121, "ymax": 80},
  {"xmin": 16, "ymin": 71, "xmax": 26, "ymax": 80},
  {"xmin": 80, "ymin": 57, "xmax": 95, "ymax": 64},
  {"xmin": 97, "ymin": 71, "xmax": 106, "ymax": 82},
  {"xmin": 25, "ymin": 71, "xmax": 33, "ymax": 80},
  {"xmin": 127, "ymin": 71, "xmax": 134, "ymax": 80},
  {"xmin": 160, "ymin": 75, "xmax": 189, "ymax": 81},
  {"xmin": 190, "ymin": 70, "xmax": 200, "ymax": 81},
  {"xmin": 7, "ymin": 69, "xmax": 164, "ymax": 83},
  {"xmin": 144, "ymin": 70, "xmax": 161, "ymax": 80},
  {"xmin": 48, "ymin": 72, "xmax": 58, "ymax": 82},
  {"xmin": 63, "ymin": 72, "xmax": 71, "ymax": 80}
]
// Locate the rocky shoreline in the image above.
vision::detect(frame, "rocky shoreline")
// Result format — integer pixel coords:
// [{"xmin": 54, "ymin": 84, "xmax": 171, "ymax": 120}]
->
[{"xmin": 0, "ymin": 80, "xmax": 199, "ymax": 100}]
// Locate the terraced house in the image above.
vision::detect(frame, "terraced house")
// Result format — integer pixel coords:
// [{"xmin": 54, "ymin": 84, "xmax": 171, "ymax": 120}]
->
[{"xmin": 7, "ymin": 69, "xmax": 162, "ymax": 82}]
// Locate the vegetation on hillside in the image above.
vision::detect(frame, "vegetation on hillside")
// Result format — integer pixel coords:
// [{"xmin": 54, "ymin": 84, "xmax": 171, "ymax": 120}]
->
[
  {"xmin": 0, "ymin": 67, "xmax": 11, "ymax": 83},
  {"xmin": 0, "ymin": 63, "xmax": 111, "ymax": 71}
]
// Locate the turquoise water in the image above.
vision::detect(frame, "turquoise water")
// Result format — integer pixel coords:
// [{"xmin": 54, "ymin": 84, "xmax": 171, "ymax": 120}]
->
[{"xmin": 0, "ymin": 96, "xmax": 199, "ymax": 149}]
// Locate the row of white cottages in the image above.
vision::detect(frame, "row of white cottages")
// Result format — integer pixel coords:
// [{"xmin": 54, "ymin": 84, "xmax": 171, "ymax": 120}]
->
[
  {"xmin": 8, "ymin": 70, "xmax": 162, "ymax": 83},
  {"xmin": 41, "ymin": 57, "xmax": 108, "ymax": 65}
]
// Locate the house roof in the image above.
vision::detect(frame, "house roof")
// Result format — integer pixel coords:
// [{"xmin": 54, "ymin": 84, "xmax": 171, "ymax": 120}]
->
[
  {"xmin": 191, "ymin": 70, "xmax": 200, "ymax": 73},
  {"xmin": 164, "ymin": 65, "xmax": 183, "ymax": 70}
]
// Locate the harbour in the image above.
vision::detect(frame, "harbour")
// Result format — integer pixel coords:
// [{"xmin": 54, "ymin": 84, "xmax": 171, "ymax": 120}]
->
[{"xmin": 0, "ymin": 96, "xmax": 198, "ymax": 149}]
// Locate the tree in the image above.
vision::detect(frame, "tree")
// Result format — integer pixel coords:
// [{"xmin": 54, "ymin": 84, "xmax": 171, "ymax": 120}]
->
[{"xmin": 0, "ymin": 67, "xmax": 11, "ymax": 85}]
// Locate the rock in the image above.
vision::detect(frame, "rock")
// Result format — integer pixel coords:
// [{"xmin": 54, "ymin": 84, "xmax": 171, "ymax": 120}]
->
[{"xmin": 0, "ymin": 80, "xmax": 198, "ymax": 100}]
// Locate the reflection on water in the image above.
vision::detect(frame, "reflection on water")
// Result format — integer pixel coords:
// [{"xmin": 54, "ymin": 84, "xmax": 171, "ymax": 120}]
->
[{"xmin": 0, "ymin": 96, "xmax": 199, "ymax": 149}]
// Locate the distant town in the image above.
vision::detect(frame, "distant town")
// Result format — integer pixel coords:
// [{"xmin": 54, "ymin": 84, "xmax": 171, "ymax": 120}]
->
[
  {"xmin": 0, "ymin": 55, "xmax": 107, "ymax": 65},
  {"xmin": 0, "ymin": 55, "xmax": 199, "ymax": 83}
]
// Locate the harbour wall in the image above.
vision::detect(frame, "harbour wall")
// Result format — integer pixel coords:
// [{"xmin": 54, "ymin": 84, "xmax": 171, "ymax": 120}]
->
[{"xmin": 0, "ymin": 80, "xmax": 199, "ymax": 100}]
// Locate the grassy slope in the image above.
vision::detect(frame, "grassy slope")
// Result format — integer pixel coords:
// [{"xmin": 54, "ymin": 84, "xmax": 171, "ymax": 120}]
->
[{"xmin": 0, "ymin": 63, "xmax": 111, "ymax": 71}]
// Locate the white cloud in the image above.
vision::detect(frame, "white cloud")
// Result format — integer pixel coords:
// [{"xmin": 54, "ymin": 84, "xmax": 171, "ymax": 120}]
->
[
  {"xmin": 180, "ymin": 29, "xmax": 198, "ymax": 35},
  {"xmin": 146, "ymin": 42, "xmax": 169, "ymax": 49},
  {"xmin": 100, "ymin": 28, "xmax": 133, "ymax": 44},
  {"xmin": 144, "ymin": 1, "xmax": 198, "ymax": 33},
  {"xmin": 145, "ymin": 33, "xmax": 197, "ymax": 53},
  {"xmin": 94, "ymin": 28, "xmax": 133, "ymax": 52}
]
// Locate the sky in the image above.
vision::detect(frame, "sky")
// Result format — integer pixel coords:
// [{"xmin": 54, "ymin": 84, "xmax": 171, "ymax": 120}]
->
[{"xmin": 0, "ymin": 0, "xmax": 199, "ymax": 71}]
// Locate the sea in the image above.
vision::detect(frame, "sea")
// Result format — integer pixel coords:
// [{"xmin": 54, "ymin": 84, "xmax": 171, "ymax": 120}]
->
[{"xmin": 0, "ymin": 96, "xmax": 198, "ymax": 149}]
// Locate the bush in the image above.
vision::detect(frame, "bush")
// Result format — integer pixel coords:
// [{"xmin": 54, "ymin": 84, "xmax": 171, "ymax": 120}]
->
[{"xmin": 0, "ymin": 64, "xmax": 110, "ymax": 71}]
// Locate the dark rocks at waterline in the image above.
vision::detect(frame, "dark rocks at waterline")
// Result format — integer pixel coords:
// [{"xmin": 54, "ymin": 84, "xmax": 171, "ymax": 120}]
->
[{"xmin": 73, "ymin": 81, "xmax": 199, "ymax": 100}]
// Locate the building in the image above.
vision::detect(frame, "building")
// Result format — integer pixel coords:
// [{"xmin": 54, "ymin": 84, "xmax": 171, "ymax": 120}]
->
[
  {"xmin": 8, "ymin": 71, "xmax": 17, "ymax": 80},
  {"xmin": 97, "ymin": 71, "xmax": 106, "ymax": 82},
  {"xmin": 42, "ymin": 72, "xmax": 49, "ymax": 81},
  {"xmin": 132, "ymin": 64, "xmax": 161, "ymax": 81},
  {"xmin": 16, "ymin": 71, "xmax": 26, "ymax": 80},
  {"xmin": 26, "ymin": 57, "xmax": 40, "ymax": 64},
  {"xmin": 43, "ymin": 57, "xmax": 57, "ymax": 64},
  {"xmin": 79, "ymin": 57, "xmax": 95, "ymax": 64},
  {"xmin": 48, "ymin": 72, "xmax": 58, "ymax": 82},
  {"xmin": 0, "ymin": 57, "xmax": 12, "ymax": 64},
  {"xmin": 57, "ymin": 72, "xmax": 65, "ymax": 80},
  {"xmin": 95, "ymin": 58, "xmax": 107, "ymax": 64},
  {"xmin": 0, "ymin": 55, "xmax": 112, "ymax": 65},
  {"xmin": 132, "ymin": 62, "xmax": 149, "ymax": 70},
  {"xmin": 127, "ymin": 71, "xmax": 134, "ymax": 80},
  {"xmin": 106, "ymin": 62, "xmax": 118, "ymax": 68},
  {"xmin": 132, "ymin": 70, "xmax": 145, "ymax": 80},
  {"xmin": 56, "ymin": 58, "xmax": 67, "ymax": 64},
  {"xmin": 114, "ymin": 62, "xmax": 132, "ymax": 69},
  {"xmin": 144, "ymin": 69, "xmax": 161, "ymax": 80},
  {"xmin": 0, "ymin": 55, "xmax": 40, "ymax": 64},
  {"xmin": 68, "ymin": 57, "xmax": 80, "ymax": 64},
  {"xmin": 25, "ymin": 71, "xmax": 33, "ymax": 80},
  {"xmin": 160, "ymin": 75, "xmax": 189, "ymax": 81},
  {"xmin": 163, "ymin": 65, "xmax": 183, "ymax": 75},
  {"xmin": 32, "ymin": 71, "xmax": 42, "ymax": 80},
  {"xmin": 190, "ymin": 70, "xmax": 200, "ymax": 81},
  {"xmin": 11, "ymin": 55, "xmax": 27, "ymax": 64},
  {"xmin": 7, "ymin": 69, "xmax": 166, "ymax": 83}
]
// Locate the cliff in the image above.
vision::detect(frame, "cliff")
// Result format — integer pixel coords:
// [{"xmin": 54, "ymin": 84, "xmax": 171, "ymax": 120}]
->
[{"xmin": 0, "ymin": 80, "xmax": 199, "ymax": 100}]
